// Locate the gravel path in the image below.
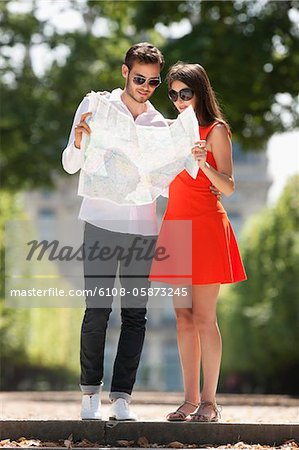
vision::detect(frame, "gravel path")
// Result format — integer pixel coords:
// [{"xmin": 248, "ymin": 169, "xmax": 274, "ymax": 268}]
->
[
  {"xmin": 1, "ymin": 392, "xmax": 298, "ymax": 448},
  {"xmin": 1, "ymin": 392, "xmax": 298, "ymax": 423}
]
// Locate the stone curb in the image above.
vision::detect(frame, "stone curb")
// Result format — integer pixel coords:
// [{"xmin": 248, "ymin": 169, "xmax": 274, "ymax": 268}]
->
[{"xmin": 1, "ymin": 421, "xmax": 298, "ymax": 446}]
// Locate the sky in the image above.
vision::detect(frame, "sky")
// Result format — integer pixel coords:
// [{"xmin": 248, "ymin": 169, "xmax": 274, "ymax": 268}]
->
[
  {"xmin": 4, "ymin": 0, "xmax": 299, "ymax": 205},
  {"xmin": 266, "ymin": 131, "xmax": 299, "ymax": 205}
]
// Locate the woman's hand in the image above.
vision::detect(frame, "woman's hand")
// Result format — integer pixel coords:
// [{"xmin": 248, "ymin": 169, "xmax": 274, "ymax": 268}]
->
[
  {"xmin": 74, "ymin": 112, "xmax": 92, "ymax": 149},
  {"xmin": 192, "ymin": 140, "xmax": 207, "ymax": 168},
  {"xmin": 210, "ymin": 185, "xmax": 221, "ymax": 200},
  {"xmin": 192, "ymin": 140, "xmax": 221, "ymax": 199}
]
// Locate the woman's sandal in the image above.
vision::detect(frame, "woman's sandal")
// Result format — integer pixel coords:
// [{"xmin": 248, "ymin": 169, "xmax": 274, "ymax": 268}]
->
[
  {"xmin": 189, "ymin": 400, "xmax": 221, "ymax": 422},
  {"xmin": 166, "ymin": 400, "xmax": 199, "ymax": 422}
]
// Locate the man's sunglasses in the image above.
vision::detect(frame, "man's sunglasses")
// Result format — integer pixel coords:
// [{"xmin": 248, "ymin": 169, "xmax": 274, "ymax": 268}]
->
[
  {"xmin": 168, "ymin": 88, "xmax": 194, "ymax": 102},
  {"xmin": 132, "ymin": 75, "xmax": 161, "ymax": 88}
]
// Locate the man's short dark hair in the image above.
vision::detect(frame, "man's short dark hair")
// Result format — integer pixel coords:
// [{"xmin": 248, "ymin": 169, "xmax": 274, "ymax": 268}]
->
[{"xmin": 124, "ymin": 42, "xmax": 165, "ymax": 70}]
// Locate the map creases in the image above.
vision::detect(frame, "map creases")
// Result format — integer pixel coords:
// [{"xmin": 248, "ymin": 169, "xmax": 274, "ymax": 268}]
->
[{"xmin": 78, "ymin": 92, "xmax": 200, "ymax": 205}]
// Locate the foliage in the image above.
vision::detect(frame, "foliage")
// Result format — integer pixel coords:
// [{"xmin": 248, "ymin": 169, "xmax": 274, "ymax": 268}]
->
[
  {"xmin": 1, "ymin": 0, "xmax": 299, "ymax": 191},
  {"xmin": 0, "ymin": 1, "xmax": 129, "ymax": 191},
  {"xmin": 219, "ymin": 175, "xmax": 299, "ymax": 394},
  {"xmin": 134, "ymin": 0, "xmax": 299, "ymax": 148},
  {"xmin": 0, "ymin": 192, "xmax": 27, "ymax": 364},
  {"xmin": 0, "ymin": 192, "xmax": 82, "ymax": 390}
]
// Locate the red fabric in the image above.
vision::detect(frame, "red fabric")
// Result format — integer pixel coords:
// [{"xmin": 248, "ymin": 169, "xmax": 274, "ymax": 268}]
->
[{"xmin": 150, "ymin": 122, "xmax": 247, "ymax": 285}]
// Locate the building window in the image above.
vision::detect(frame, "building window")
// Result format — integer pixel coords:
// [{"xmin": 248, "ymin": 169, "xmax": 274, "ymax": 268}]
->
[{"xmin": 37, "ymin": 208, "xmax": 56, "ymax": 241}]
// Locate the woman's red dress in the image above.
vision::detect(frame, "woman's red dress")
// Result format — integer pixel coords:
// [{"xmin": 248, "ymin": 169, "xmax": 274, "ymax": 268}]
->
[{"xmin": 150, "ymin": 122, "xmax": 247, "ymax": 285}]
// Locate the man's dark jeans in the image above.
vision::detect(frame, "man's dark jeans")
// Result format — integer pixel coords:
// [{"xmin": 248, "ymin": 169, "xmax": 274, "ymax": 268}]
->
[{"xmin": 80, "ymin": 222, "xmax": 157, "ymax": 397}]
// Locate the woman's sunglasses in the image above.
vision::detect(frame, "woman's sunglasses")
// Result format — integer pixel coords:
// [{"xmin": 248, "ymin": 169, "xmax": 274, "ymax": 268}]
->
[
  {"xmin": 168, "ymin": 88, "xmax": 194, "ymax": 102},
  {"xmin": 132, "ymin": 75, "xmax": 161, "ymax": 88}
]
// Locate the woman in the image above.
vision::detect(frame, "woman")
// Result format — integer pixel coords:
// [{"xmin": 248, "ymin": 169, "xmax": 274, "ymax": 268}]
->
[{"xmin": 150, "ymin": 62, "xmax": 246, "ymax": 422}]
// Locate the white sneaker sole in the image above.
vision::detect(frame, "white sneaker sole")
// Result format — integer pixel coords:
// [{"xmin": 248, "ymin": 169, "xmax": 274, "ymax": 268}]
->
[
  {"xmin": 108, "ymin": 415, "xmax": 137, "ymax": 421},
  {"xmin": 81, "ymin": 414, "xmax": 102, "ymax": 420},
  {"xmin": 81, "ymin": 417, "xmax": 102, "ymax": 420}
]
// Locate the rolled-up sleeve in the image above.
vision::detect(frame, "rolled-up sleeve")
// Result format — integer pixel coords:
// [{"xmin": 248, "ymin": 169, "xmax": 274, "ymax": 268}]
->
[{"xmin": 61, "ymin": 96, "xmax": 90, "ymax": 174}]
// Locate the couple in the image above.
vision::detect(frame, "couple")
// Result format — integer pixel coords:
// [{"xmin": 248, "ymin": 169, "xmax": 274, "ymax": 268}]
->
[{"xmin": 62, "ymin": 42, "xmax": 246, "ymax": 422}]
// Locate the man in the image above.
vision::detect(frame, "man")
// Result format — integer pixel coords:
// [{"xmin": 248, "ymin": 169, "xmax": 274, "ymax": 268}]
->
[{"xmin": 62, "ymin": 42, "xmax": 166, "ymax": 421}]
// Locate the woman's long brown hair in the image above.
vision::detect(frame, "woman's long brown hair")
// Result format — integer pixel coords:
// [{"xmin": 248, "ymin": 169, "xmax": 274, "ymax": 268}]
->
[{"xmin": 167, "ymin": 62, "xmax": 230, "ymax": 133}]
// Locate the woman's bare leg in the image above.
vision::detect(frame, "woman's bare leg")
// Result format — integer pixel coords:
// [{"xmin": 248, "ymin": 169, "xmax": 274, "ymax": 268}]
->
[
  {"xmin": 169, "ymin": 288, "xmax": 200, "ymax": 417},
  {"xmin": 192, "ymin": 284, "xmax": 221, "ymax": 418}
]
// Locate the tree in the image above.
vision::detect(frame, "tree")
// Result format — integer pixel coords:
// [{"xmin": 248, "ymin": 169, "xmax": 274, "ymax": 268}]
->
[
  {"xmin": 0, "ymin": 0, "xmax": 132, "ymax": 191},
  {"xmin": 133, "ymin": 0, "xmax": 299, "ymax": 149},
  {"xmin": 1, "ymin": 0, "xmax": 298, "ymax": 190},
  {"xmin": 219, "ymin": 175, "xmax": 299, "ymax": 394}
]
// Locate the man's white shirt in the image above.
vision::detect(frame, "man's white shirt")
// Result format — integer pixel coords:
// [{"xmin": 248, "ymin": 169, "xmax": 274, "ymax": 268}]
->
[{"xmin": 62, "ymin": 88, "xmax": 168, "ymax": 235}]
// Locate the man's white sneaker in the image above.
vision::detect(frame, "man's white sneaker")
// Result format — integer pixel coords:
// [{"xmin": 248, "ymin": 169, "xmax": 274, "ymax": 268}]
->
[
  {"xmin": 81, "ymin": 393, "xmax": 102, "ymax": 420},
  {"xmin": 109, "ymin": 398, "xmax": 138, "ymax": 421}
]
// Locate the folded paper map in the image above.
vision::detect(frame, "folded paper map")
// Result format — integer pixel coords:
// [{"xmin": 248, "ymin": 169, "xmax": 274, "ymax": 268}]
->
[{"xmin": 78, "ymin": 91, "xmax": 200, "ymax": 205}]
